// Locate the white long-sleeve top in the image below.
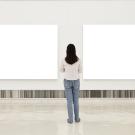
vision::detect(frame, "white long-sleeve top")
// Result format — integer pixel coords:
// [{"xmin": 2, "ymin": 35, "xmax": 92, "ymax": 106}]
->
[{"xmin": 60, "ymin": 58, "xmax": 82, "ymax": 80}]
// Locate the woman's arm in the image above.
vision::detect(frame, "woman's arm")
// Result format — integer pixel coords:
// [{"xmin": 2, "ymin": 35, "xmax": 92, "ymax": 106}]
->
[
  {"xmin": 78, "ymin": 59, "xmax": 82, "ymax": 73},
  {"xmin": 60, "ymin": 59, "xmax": 65, "ymax": 73}
]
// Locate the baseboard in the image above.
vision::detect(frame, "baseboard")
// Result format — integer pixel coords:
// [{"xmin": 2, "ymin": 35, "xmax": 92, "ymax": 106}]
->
[{"xmin": 0, "ymin": 90, "xmax": 134, "ymax": 98}]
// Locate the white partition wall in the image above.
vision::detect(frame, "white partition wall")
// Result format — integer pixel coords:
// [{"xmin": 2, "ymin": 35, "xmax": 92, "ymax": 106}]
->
[
  {"xmin": 0, "ymin": 25, "xmax": 58, "ymax": 79},
  {"xmin": 83, "ymin": 25, "xmax": 135, "ymax": 79}
]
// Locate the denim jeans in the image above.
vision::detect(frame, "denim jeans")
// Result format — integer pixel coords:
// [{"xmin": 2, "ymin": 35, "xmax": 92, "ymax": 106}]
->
[{"xmin": 64, "ymin": 78, "xmax": 80, "ymax": 122}]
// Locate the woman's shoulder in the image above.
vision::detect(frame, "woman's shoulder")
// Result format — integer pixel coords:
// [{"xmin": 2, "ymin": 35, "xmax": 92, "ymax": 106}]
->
[
  {"xmin": 62, "ymin": 57, "xmax": 81, "ymax": 65},
  {"xmin": 77, "ymin": 58, "xmax": 81, "ymax": 63}
]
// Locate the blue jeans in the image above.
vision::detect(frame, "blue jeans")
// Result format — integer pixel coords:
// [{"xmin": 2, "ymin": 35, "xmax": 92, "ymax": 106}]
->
[{"xmin": 64, "ymin": 79, "xmax": 80, "ymax": 122}]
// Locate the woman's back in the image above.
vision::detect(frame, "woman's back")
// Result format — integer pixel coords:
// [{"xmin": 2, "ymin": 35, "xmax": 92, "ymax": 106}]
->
[{"xmin": 60, "ymin": 58, "xmax": 82, "ymax": 80}]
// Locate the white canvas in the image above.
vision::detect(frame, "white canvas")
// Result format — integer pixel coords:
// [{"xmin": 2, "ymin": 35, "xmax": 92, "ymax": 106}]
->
[
  {"xmin": 83, "ymin": 25, "xmax": 135, "ymax": 79},
  {"xmin": 0, "ymin": 25, "xmax": 57, "ymax": 79}
]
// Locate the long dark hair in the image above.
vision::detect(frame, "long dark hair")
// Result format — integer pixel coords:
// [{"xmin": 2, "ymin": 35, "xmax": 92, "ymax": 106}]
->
[{"xmin": 65, "ymin": 44, "xmax": 79, "ymax": 65}]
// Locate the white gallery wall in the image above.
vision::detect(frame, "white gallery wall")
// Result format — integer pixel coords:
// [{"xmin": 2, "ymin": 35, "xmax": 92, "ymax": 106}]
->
[{"xmin": 0, "ymin": 1, "xmax": 135, "ymax": 90}]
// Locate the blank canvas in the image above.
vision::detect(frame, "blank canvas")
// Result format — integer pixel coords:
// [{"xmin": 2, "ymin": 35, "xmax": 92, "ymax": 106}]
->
[
  {"xmin": 83, "ymin": 25, "xmax": 135, "ymax": 79},
  {"xmin": 0, "ymin": 25, "xmax": 57, "ymax": 79}
]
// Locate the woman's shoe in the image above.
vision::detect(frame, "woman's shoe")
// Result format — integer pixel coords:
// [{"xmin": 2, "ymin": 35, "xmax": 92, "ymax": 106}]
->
[
  {"xmin": 75, "ymin": 118, "xmax": 80, "ymax": 123},
  {"xmin": 67, "ymin": 118, "xmax": 73, "ymax": 124}
]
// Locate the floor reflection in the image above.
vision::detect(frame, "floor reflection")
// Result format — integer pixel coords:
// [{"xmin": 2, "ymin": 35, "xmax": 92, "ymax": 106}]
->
[{"xmin": 0, "ymin": 99, "xmax": 134, "ymax": 135}]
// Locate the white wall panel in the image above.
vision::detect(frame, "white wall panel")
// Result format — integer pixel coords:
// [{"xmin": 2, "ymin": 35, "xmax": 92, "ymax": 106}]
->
[
  {"xmin": 0, "ymin": 25, "xmax": 57, "ymax": 79},
  {"xmin": 83, "ymin": 25, "xmax": 135, "ymax": 79}
]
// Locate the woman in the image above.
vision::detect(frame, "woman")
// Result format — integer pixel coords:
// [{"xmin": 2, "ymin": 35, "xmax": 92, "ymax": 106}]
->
[{"xmin": 60, "ymin": 43, "xmax": 82, "ymax": 124}]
